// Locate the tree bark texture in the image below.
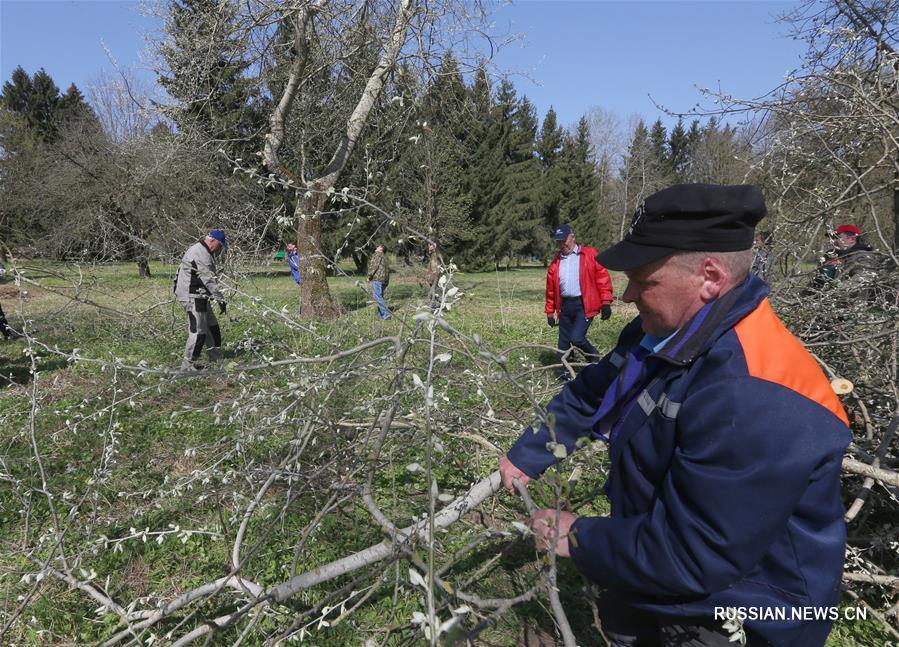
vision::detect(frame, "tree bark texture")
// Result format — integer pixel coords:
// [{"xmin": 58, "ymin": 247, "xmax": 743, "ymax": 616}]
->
[{"xmin": 297, "ymin": 190, "xmax": 338, "ymax": 317}]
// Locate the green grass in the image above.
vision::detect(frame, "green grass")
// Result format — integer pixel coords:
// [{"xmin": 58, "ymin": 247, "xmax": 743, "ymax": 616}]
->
[{"xmin": 0, "ymin": 260, "xmax": 887, "ymax": 645}]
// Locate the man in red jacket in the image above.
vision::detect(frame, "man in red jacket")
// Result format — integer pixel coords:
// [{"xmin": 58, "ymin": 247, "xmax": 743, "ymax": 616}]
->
[{"xmin": 545, "ymin": 224, "xmax": 614, "ymax": 366}]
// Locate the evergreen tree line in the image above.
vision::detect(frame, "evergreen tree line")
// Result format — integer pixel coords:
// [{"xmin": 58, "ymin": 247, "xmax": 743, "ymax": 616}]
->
[
  {"xmin": 0, "ymin": 60, "xmax": 749, "ymax": 274},
  {"xmin": 313, "ymin": 56, "xmax": 753, "ymax": 272},
  {"xmin": 0, "ymin": 66, "xmax": 263, "ymax": 275}
]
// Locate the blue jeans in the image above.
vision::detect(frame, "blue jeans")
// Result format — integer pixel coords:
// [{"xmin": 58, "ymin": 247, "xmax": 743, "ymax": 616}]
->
[
  {"xmin": 558, "ymin": 296, "xmax": 598, "ymax": 359},
  {"xmin": 371, "ymin": 281, "xmax": 391, "ymax": 319}
]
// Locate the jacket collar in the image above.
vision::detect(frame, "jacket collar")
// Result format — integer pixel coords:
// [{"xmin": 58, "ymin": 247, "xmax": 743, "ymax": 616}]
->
[
  {"xmin": 646, "ymin": 274, "xmax": 770, "ymax": 367},
  {"xmin": 200, "ymin": 240, "xmax": 214, "ymax": 255},
  {"xmin": 558, "ymin": 244, "xmax": 581, "ymax": 260}
]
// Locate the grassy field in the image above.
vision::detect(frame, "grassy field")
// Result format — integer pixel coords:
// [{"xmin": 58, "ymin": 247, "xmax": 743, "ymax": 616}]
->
[{"xmin": 0, "ymin": 260, "xmax": 887, "ymax": 645}]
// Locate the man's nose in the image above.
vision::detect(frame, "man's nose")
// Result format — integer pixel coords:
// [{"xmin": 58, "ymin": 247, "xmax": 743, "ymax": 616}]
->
[{"xmin": 622, "ymin": 281, "xmax": 637, "ymax": 303}]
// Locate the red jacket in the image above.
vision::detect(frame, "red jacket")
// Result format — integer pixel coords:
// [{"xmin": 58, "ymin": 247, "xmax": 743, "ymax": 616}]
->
[{"xmin": 545, "ymin": 245, "xmax": 613, "ymax": 319}]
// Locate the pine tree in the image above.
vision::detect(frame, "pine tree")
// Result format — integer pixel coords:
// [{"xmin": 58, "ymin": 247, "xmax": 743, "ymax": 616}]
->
[
  {"xmin": 158, "ymin": 0, "xmax": 259, "ymax": 150},
  {"xmin": 1, "ymin": 69, "xmax": 101, "ymax": 149},
  {"xmin": 668, "ymin": 118, "xmax": 689, "ymax": 181},
  {"xmin": 536, "ymin": 107, "xmax": 565, "ymax": 259},
  {"xmin": 489, "ymin": 85, "xmax": 542, "ymax": 267},
  {"xmin": 1, "ymin": 67, "xmax": 64, "ymax": 142},
  {"xmin": 462, "ymin": 68, "xmax": 505, "ymax": 268},
  {"xmin": 560, "ymin": 117, "xmax": 600, "ymax": 247},
  {"xmin": 418, "ymin": 54, "xmax": 474, "ymax": 252},
  {"xmin": 536, "ymin": 107, "xmax": 563, "ymax": 171},
  {"xmin": 683, "ymin": 119, "xmax": 702, "ymax": 181},
  {"xmin": 57, "ymin": 84, "xmax": 104, "ymax": 138},
  {"xmin": 0, "ymin": 66, "xmax": 33, "ymax": 115},
  {"xmin": 617, "ymin": 119, "xmax": 668, "ymax": 238},
  {"xmin": 28, "ymin": 69, "xmax": 62, "ymax": 142},
  {"xmin": 649, "ymin": 118, "xmax": 669, "ymax": 175}
]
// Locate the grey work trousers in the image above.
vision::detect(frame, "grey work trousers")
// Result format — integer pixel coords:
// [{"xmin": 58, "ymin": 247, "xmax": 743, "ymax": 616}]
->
[{"xmin": 180, "ymin": 298, "xmax": 222, "ymax": 370}]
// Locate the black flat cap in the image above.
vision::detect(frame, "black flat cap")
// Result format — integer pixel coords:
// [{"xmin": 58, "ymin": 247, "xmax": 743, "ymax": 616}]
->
[{"xmin": 596, "ymin": 183, "xmax": 767, "ymax": 271}]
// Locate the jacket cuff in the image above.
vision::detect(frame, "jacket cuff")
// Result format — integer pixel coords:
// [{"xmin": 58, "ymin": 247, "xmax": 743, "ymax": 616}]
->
[
  {"xmin": 506, "ymin": 429, "xmax": 556, "ymax": 479},
  {"xmin": 568, "ymin": 516, "xmax": 609, "ymax": 584}
]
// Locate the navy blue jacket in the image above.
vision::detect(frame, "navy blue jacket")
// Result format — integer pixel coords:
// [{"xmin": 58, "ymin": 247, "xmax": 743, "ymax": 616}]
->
[{"xmin": 507, "ymin": 276, "xmax": 851, "ymax": 646}]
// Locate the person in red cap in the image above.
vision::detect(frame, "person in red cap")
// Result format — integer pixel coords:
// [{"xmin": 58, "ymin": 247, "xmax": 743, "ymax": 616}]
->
[{"xmin": 809, "ymin": 223, "xmax": 877, "ymax": 292}]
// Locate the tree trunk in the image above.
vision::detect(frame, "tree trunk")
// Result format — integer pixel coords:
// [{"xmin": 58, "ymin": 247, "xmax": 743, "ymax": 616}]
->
[
  {"xmin": 352, "ymin": 250, "xmax": 366, "ymax": 275},
  {"xmin": 262, "ymin": 0, "xmax": 417, "ymax": 320},
  {"xmin": 893, "ymin": 152, "xmax": 898, "ymax": 253},
  {"xmin": 137, "ymin": 258, "xmax": 151, "ymax": 279},
  {"xmin": 297, "ymin": 191, "xmax": 338, "ymax": 318}
]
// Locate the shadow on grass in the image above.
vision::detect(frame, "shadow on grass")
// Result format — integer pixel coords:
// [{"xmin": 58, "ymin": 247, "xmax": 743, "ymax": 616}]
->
[
  {"xmin": 334, "ymin": 284, "xmax": 428, "ymax": 316},
  {"xmin": 0, "ymin": 349, "xmax": 69, "ymax": 387},
  {"xmin": 428, "ymin": 536, "xmax": 604, "ymax": 645},
  {"xmin": 246, "ymin": 268, "xmax": 310, "ymax": 280}
]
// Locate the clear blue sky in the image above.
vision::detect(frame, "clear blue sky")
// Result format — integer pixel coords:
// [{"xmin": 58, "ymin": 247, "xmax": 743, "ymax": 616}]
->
[
  {"xmin": 1, "ymin": 1, "xmax": 157, "ymax": 95},
  {"xmin": 1, "ymin": 0, "xmax": 804, "ymax": 129},
  {"xmin": 491, "ymin": 1, "xmax": 804, "ymax": 128}
]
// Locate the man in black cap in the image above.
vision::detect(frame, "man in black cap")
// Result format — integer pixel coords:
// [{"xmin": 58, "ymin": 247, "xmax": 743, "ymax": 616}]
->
[
  {"xmin": 545, "ymin": 224, "xmax": 613, "ymax": 371},
  {"xmin": 500, "ymin": 184, "xmax": 850, "ymax": 646}
]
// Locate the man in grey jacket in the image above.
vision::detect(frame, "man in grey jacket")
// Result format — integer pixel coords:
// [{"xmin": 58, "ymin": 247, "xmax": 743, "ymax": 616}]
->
[{"xmin": 174, "ymin": 230, "xmax": 227, "ymax": 370}]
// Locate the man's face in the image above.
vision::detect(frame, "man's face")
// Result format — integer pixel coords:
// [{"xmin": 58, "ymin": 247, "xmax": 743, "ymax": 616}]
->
[
  {"xmin": 622, "ymin": 255, "xmax": 705, "ymax": 337},
  {"xmin": 207, "ymin": 237, "xmax": 223, "ymax": 255},
  {"xmin": 835, "ymin": 232, "xmax": 858, "ymax": 250},
  {"xmin": 556, "ymin": 233, "xmax": 576, "ymax": 255},
  {"xmin": 287, "ymin": 244, "xmax": 297, "ymax": 253}
]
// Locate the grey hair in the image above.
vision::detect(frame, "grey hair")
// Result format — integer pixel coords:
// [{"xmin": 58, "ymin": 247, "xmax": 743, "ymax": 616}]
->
[{"xmin": 669, "ymin": 249, "xmax": 753, "ymax": 286}]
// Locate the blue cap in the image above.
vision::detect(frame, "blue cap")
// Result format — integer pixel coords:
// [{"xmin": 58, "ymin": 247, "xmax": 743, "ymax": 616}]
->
[
  {"xmin": 208, "ymin": 229, "xmax": 228, "ymax": 249},
  {"xmin": 553, "ymin": 224, "xmax": 572, "ymax": 241}
]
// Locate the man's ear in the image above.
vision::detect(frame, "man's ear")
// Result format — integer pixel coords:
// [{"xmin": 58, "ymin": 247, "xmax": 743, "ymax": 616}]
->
[{"xmin": 698, "ymin": 257, "xmax": 727, "ymax": 301}]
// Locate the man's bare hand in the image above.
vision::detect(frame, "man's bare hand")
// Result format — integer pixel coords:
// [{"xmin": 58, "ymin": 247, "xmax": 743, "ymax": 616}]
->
[
  {"xmin": 500, "ymin": 455, "xmax": 531, "ymax": 494},
  {"xmin": 530, "ymin": 509, "xmax": 576, "ymax": 558}
]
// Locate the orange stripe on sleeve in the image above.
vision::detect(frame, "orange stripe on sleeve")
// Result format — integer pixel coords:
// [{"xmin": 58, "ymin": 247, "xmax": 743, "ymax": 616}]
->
[{"xmin": 734, "ymin": 299, "xmax": 849, "ymax": 426}]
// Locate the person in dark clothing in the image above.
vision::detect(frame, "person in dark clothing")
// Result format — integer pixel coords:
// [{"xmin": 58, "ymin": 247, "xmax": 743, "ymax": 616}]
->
[
  {"xmin": 0, "ymin": 261, "xmax": 13, "ymax": 340},
  {"xmin": 0, "ymin": 304, "xmax": 11, "ymax": 341},
  {"xmin": 501, "ymin": 185, "xmax": 850, "ymax": 647},
  {"xmin": 367, "ymin": 244, "xmax": 391, "ymax": 320},
  {"xmin": 810, "ymin": 223, "xmax": 878, "ymax": 291}
]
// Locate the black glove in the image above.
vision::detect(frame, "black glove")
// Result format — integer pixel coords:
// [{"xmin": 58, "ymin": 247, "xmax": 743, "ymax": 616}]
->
[
  {"xmin": 219, "ymin": 302, "xmax": 227, "ymax": 315},
  {"xmin": 547, "ymin": 316, "xmax": 556, "ymax": 328},
  {"xmin": 600, "ymin": 304, "xmax": 612, "ymax": 320}
]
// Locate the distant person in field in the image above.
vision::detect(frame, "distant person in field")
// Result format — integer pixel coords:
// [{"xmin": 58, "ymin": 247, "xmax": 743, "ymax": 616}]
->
[
  {"xmin": 545, "ymin": 224, "xmax": 613, "ymax": 368},
  {"xmin": 174, "ymin": 230, "xmax": 228, "ymax": 370},
  {"xmin": 501, "ymin": 184, "xmax": 850, "ymax": 647},
  {"xmin": 367, "ymin": 243, "xmax": 391, "ymax": 320},
  {"xmin": 286, "ymin": 243, "xmax": 301, "ymax": 285},
  {"xmin": 0, "ymin": 305, "xmax": 10, "ymax": 341},
  {"xmin": 0, "ymin": 260, "xmax": 12, "ymax": 340},
  {"xmin": 750, "ymin": 230, "xmax": 772, "ymax": 282}
]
